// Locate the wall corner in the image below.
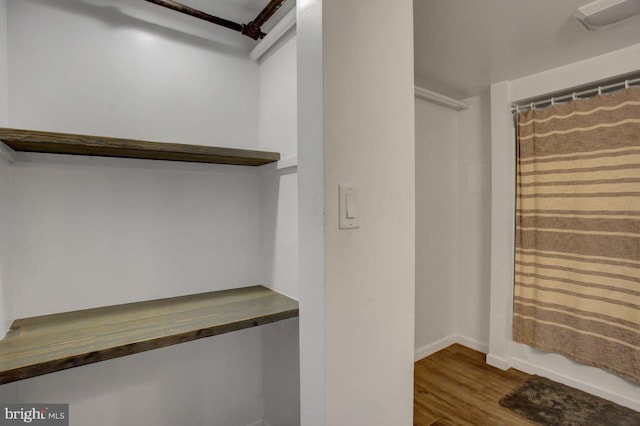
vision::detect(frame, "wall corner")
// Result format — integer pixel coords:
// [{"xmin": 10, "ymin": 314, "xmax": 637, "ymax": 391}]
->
[
  {"xmin": 0, "ymin": 0, "xmax": 8, "ymax": 126},
  {"xmin": 488, "ymin": 80, "xmax": 515, "ymax": 363}
]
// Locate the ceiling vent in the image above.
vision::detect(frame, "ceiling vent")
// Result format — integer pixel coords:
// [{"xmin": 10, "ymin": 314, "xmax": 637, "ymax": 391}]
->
[{"xmin": 574, "ymin": 0, "xmax": 640, "ymax": 30}]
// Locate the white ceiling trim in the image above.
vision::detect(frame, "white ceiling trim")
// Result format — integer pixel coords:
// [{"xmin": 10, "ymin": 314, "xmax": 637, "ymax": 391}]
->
[
  {"xmin": 250, "ymin": 8, "xmax": 296, "ymax": 61},
  {"xmin": 414, "ymin": 86, "xmax": 470, "ymax": 111}
]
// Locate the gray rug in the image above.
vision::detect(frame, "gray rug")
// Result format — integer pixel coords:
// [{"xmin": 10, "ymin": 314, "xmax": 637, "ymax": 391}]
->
[{"xmin": 499, "ymin": 376, "xmax": 640, "ymax": 425}]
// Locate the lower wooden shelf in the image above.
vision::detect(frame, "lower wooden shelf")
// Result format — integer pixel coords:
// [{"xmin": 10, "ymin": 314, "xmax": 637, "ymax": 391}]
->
[{"xmin": 0, "ymin": 285, "xmax": 299, "ymax": 385}]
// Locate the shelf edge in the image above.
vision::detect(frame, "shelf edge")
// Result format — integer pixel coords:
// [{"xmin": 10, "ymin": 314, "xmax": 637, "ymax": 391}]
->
[
  {"xmin": 0, "ymin": 286, "xmax": 299, "ymax": 385},
  {"xmin": 0, "ymin": 307, "xmax": 298, "ymax": 385},
  {"xmin": 0, "ymin": 128, "xmax": 280, "ymax": 166}
]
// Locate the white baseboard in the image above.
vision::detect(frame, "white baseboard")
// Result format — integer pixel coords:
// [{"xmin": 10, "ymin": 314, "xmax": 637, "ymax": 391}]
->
[
  {"xmin": 455, "ymin": 335, "xmax": 489, "ymax": 354},
  {"xmin": 510, "ymin": 357, "xmax": 640, "ymax": 412},
  {"xmin": 415, "ymin": 334, "xmax": 489, "ymax": 362},
  {"xmin": 414, "ymin": 335, "xmax": 458, "ymax": 361},
  {"xmin": 486, "ymin": 353, "xmax": 511, "ymax": 370}
]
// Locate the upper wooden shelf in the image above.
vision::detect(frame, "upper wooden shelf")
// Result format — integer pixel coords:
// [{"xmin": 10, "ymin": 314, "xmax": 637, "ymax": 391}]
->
[
  {"xmin": 0, "ymin": 128, "xmax": 280, "ymax": 166},
  {"xmin": 0, "ymin": 285, "xmax": 298, "ymax": 385}
]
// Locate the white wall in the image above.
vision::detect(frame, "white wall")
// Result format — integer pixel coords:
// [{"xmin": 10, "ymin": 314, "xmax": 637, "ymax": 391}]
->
[
  {"xmin": 258, "ymin": 30, "xmax": 298, "ymax": 161},
  {"xmin": 414, "ymin": 92, "xmax": 492, "ymax": 359},
  {"xmin": 0, "ymin": 0, "xmax": 7, "ymax": 124},
  {"xmin": 259, "ymin": 31, "xmax": 299, "ymax": 300},
  {"xmin": 0, "ymin": 0, "xmax": 13, "ymax": 381},
  {"xmin": 0, "ymin": 156, "xmax": 10, "ymax": 335},
  {"xmin": 299, "ymin": 1, "xmax": 415, "ymax": 424},
  {"xmin": 0, "ymin": 0, "xmax": 10, "ymax": 335},
  {"xmin": 456, "ymin": 93, "xmax": 491, "ymax": 349},
  {"xmin": 296, "ymin": 0, "xmax": 326, "ymax": 423},
  {"xmin": 3, "ymin": 328, "xmax": 264, "ymax": 426},
  {"xmin": 414, "ymin": 99, "xmax": 458, "ymax": 356},
  {"xmin": 489, "ymin": 43, "xmax": 640, "ymax": 410},
  {"xmin": 0, "ymin": 154, "xmax": 8, "ymax": 321},
  {"xmin": 6, "ymin": 0, "xmax": 266, "ymax": 317},
  {"xmin": 8, "ymin": 155, "xmax": 262, "ymax": 318},
  {"xmin": 2, "ymin": 159, "xmax": 267, "ymax": 426},
  {"xmin": 6, "ymin": 0, "xmax": 258, "ymax": 148},
  {"xmin": 0, "ymin": 152, "xmax": 15, "ymax": 401},
  {"xmin": 322, "ymin": 1, "xmax": 415, "ymax": 424},
  {"xmin": 257, "ymin": 28, "xmax": 300, "ymax": 426},
  {"xmin": 261, "ymin": 318, "xmax": 300, "ymax": 426}
]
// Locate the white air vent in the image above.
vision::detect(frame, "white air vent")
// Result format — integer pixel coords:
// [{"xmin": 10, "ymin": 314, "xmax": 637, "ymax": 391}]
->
[{"xmin": 575, "ymin": 0, "xmax": 640, "ymax": 30}]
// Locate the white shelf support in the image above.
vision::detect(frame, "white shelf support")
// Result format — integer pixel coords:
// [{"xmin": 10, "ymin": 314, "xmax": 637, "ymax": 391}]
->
[
  {"xmin": 0, "ymin": 140, "xmax": 16, "ymax": 163},
  {"xmin": 277, "ymin": 155, "xmax": 298, "ymax": 170}
]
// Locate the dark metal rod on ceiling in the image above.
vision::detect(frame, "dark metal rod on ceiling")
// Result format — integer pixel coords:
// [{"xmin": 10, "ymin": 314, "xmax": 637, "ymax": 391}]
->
[
  {"xmin": 144, "ymin": 0, "xmax": 244, "ymax": 33},
  {"xmin": 241, "ymin": 0, "xmax": 288, "ymax": 40},
  {"xmin": 253, "ymin": 0, "xmax": 287, "ymax": 28}
]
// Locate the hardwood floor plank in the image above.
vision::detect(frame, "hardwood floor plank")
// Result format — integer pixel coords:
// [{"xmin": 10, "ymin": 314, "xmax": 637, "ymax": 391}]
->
[
  {"xmin": 414, "ymin": 344, "xmax": 538, "ymax": 425},
  {"xmin": 430, "ymin": 417, "xmax": 462, "ymax": 426}
]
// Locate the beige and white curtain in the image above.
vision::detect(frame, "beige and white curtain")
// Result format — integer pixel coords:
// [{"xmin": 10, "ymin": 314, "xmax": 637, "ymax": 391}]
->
[{"xmin": 513, "ymin": 87, "xmax": 640, "ymax": 383}]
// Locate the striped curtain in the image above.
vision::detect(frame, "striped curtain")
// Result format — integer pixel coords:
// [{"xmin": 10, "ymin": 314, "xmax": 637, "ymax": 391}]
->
[{"xmin": 513, "ymin": 87, "xmax": 640, "ymax": 383}]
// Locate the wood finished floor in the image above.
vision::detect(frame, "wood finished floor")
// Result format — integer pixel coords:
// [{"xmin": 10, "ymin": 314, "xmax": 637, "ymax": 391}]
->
[{"xmin": 414, "ymin": 344, "xmax": 538, "ymax": 426}]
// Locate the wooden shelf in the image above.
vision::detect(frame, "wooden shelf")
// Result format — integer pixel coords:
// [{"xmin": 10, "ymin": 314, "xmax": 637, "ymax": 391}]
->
[
  {"xmin": 0, "ymin": 286, "xmax": 298, "ymax": 385},
  {"xmin": 0, "ymin": 128, "xmax": 280, "ymax": 166}
]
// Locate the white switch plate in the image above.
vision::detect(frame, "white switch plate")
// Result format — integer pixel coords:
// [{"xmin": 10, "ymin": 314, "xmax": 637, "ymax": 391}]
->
[{"xmin": 339, "ymin": 183, "xmax": 360, "ymax": 229}]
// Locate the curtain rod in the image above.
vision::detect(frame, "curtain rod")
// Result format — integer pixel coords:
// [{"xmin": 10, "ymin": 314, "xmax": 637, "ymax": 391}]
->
[{"xmin": 511, "ymin": 75, "xmax": 640, "ymax": 114}]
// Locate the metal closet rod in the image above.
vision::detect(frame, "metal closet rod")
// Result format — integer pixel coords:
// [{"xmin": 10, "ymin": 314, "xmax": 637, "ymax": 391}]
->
[
  {"xmin": 144, "ymin": 0, "xmax": 243, "ymax": 33},
  {"xmin": 512, "ymin": 76, "xmax": 640, "ymax": 113},
  {"xmin": 144, "ymin": 0, "xmax": 287, "ymax": 40}
]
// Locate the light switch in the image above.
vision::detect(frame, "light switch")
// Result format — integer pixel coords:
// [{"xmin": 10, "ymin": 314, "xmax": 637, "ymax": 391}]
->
[
  {"xmin": 339, "ymin": 183, "xmax": 360, "ymax": 229},
  {"xmin": 346, "ymin": 194, "xmax": 357, "ymax": 219}
]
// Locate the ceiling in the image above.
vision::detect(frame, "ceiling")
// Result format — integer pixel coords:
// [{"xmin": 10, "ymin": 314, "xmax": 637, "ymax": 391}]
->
[
  {"xmin": 60, "ymin": 1, "xmax": 639, "ymax": 93},
  {"xmin": 413, "ymin": 0, "xmax": 640, "ymax": 99}
]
